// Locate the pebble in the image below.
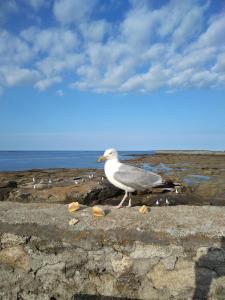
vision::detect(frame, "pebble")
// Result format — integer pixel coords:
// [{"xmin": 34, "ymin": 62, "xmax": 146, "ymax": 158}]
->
[{"xmin": 69, "ymin": 218, "xmax": 79, "ymax": 226}]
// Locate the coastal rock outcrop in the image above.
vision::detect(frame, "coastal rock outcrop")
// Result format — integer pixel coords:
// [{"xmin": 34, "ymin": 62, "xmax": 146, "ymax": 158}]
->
[{"xmin": 0, "ymin": 152, "xmax": 225, "ymax": 299}]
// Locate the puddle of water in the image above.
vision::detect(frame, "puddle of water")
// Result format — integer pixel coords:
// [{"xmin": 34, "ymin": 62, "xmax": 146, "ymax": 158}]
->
[
  {"xmin": 190, "ymin": 174, "xmax": 210, "ymax": 180},
  {"xmin": 141, "ymin": 163, "xmax": 173, "ymax": 175},
  {"xmin": 183, "ymin": 174, "xmax": 210, "ymax": 186}
]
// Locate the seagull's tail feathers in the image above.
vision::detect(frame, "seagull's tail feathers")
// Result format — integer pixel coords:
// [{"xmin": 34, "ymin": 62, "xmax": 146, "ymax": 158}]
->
[{"xmin": 153, "ymin": 178, "xmax": 181, "ymax": 188}]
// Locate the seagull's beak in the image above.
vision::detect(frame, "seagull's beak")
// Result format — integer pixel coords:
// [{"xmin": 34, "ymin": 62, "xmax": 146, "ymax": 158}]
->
[{"xmin": 98, "ymin": 155, "xmax": 106, "ymax": 162}]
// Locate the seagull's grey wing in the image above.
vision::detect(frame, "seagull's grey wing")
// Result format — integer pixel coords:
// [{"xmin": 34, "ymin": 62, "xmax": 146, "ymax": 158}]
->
[{"xmin": 113, "ymin": 163, "xmax": 162, "ymax": 191}]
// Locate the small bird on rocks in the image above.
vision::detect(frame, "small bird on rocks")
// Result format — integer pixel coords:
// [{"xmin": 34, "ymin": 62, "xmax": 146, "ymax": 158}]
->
[
  {"xmin": 166, "ymin": 198, "xmax": 169, "ymax": 205},
  {"xmin": 156, "ymin": 200, "xmax": 159, "ymax": 206},
  {"xmin": 175, "ymin": 188, "xmax": 179, "ymax": 194}
]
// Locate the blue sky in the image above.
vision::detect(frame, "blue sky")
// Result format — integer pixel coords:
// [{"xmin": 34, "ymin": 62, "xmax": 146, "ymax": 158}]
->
[{"xmin": 0, "ymin": 0, "xmax": 225, "ymax": 150}]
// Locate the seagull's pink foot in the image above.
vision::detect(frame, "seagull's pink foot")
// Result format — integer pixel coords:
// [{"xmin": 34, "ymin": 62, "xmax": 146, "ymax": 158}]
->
[
  {"xmin": 114, "ymin": 205, "xmax": 123, "ymax": 209},
  {"xmin": 126, "ymin": 199, "xmax": 132, "ymax": 207}
]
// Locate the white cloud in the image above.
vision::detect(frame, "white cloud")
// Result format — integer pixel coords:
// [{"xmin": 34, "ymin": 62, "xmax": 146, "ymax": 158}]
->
[
  {"xmin": 212, "ymin": 52, "xmax": 225, "ymax": 73},
  {"xmin": 21, "ymin": 27, "xmax": 78, "ymax": 56},
  {"xmin": 53, "ymin": 0, "xmax": 97, "ymax": 24},
  {"xmin": 0, "ymin": 0, "xmax": 225, "ymax": 94},
  {"xmin": 192, "ymin": 14, "xmax": 225, "ymax": 49},
  {"xmin": 23, "ymin": 0, "xmax": 46, "ymax": 10},
  {"xmin": 167, "ymin": 47, "xmax": 216, "ymax": 71},
  {"xmin": 35, "ymin": 76, "xmax": 62, "ymax": 91},
  {"xmin": 0, "ymin": 30, "xmax": 33, "ymax": 65},
  {"xmin": 168, "ymin": 69, "xmax": 219, "ymax": 89},
  {"xmin": 121, "ymin": 64, "xmax": 170, "ymax": 92},
  {"xmin": 80, "ymin": 20, "xmax": 110, "ymax": 43},
  {"xmin": 120, "ymin": 5, "xmax": 155, "ymax": 48},
  {"xmin": 171, "ymin": 5, "xmax": 205, "ymax": 48},
  {"xmin": 36, "ymin": 53, "xmax": 84, "ymax": 76},
  {"xmin": 2, "ymin": 67, "xmax": 40, "ymax": 86}
]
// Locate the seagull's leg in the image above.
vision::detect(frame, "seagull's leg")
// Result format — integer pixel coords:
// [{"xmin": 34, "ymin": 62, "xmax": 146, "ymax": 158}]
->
[
  {"xmin": 126, "ymin": 192, "xmax": 132, "ymax": 207},
  {"xmin": 114, "ymin": 191, "xmax": 128, "ymax": 209}
]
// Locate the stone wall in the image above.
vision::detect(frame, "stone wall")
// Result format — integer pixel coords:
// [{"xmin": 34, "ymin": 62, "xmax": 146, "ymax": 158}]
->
[{"xmin": 0, "ymin": 202, "xmax": 225, "ymax": 300}]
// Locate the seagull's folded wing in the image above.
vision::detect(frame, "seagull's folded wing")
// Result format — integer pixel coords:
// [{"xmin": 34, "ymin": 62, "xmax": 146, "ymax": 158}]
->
[{"xmin": 113, "ymin": 163, "xmax": 162, "ymax": 191}]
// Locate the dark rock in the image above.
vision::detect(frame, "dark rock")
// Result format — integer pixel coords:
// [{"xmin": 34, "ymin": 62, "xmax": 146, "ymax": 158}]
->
[{"xmin": 7, "ymin": 181, "xmax": 17, "ymax": 188}]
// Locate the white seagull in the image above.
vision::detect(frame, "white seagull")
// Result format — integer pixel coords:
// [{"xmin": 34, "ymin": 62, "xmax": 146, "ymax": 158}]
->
[{"xmin": 98, "ymin": 148, "xmax": 163, "ymax": 208}]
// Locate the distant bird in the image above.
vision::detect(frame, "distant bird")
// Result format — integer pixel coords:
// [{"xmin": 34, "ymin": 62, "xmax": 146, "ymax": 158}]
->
[
  {"xmin": 32, "ymin": 177, "xmax": 36, "ymax": 183},
  {"xmin": 88, "ymin": 174, "xmax": 94, "ymax": 179},
  {"xmin": 175, "ymin": 188, "xmax": 179, "ymax": 194},
  {"xmin": 156, "ymin": 200, "xmax": 159, "ymax": 206},
  {"xmin": 98, "ymin": 148, "xmax": 163, "ymax": 208},
  {"xmin": 48, "ymin": 178, "xmax": 52, "ymax": 184},
  {"xmin": 74, "ymin": 180, "xmax": 78, "ymax": 185},
  {"xmin": 33, "ymin": 184, "xmax": 36, "ymax": 189},
  {"xmin": 166, "ymin": 198, "xmax": 169, "ymax": 205}
]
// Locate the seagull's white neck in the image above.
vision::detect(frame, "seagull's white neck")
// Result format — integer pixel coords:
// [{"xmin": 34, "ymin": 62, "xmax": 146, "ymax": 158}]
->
[
  {"xmin": 104, "ymin": 157, "xmax": 121, "ymax": 186},
  {"xmin": 105, "ymin": 157, "xmax": 119, "ymax": 165},
  {"xmin": 104, "ymin": 157, "xmax": 120, "ymax": 173}
]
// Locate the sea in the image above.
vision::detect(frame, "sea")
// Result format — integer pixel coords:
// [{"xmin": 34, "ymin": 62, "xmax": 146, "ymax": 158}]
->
[{"xmin": 0, "ymin": 151, "xmax": 153, "ymax": 172}]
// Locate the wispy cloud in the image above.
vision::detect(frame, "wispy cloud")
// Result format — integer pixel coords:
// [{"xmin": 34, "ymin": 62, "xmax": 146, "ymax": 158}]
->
[
  {"xmin": 0, "ymin": 0, "xmax": 225, "ymax": 94},
  {"xmin": 56, "ymin": 89, "xmax": 64, "ymax": 96}
]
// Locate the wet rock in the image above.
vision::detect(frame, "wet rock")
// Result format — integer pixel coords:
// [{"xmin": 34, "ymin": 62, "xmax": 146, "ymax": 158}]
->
[{"xmin": 0, "ymin": 181, "xmax": 17, "ymax": 201}]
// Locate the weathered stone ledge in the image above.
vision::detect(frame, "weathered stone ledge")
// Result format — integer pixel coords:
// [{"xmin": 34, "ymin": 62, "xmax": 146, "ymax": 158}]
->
[{"xmin": 1, "ymin": 202, "xmax": 225, "ymax": 299}]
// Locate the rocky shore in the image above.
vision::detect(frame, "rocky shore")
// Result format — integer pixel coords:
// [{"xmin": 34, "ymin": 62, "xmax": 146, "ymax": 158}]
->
[{"xmin": 0, "ymin": 152, "xmax": 225, "ymax": 299}]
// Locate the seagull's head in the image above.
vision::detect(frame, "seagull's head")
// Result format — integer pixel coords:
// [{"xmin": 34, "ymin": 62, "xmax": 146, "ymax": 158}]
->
[{"xmin": 98, "ymin": 148, "xmax": 118, "ymax": 162}]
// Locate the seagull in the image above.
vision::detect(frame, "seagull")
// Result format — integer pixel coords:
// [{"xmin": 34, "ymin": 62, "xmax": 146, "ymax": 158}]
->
[{"xmin": 98, "ymin": 148, "xmax": 163, "ymax": 208}]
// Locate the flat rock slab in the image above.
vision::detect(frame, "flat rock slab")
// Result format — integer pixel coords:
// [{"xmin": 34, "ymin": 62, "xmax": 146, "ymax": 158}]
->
[
  {"xmin": 1, "ymin": 202, "xmax": 225, "ymax": 299},
  {"xmin": 1, "ymin": 202, "xmax": 225, "ymax": 248}
]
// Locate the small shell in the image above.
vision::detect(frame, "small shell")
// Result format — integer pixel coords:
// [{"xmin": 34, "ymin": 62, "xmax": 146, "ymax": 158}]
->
[
  {"xmin": 69, "ymin": 218, "xmax": 79, "ymax": 226},
  {"xmin": 92, "ymin": 206, "xmax": 105, "ymax": 217},
  {"xmin": 139, "ymin": 205, "xmax": 149, "ymax": 214},
  {"xmin": 68, "ymin": 202, "xmax": 80, "ymax": 213}
]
